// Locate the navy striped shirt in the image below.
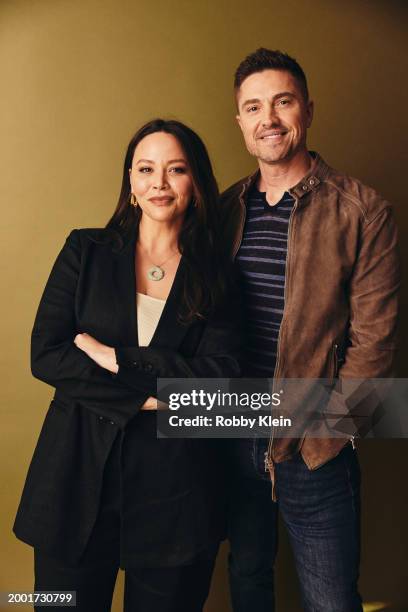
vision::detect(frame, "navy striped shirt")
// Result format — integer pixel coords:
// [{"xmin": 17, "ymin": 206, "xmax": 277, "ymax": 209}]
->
[{"xmin": 236, "ymin": 186, "xmax": 295, "ymax": 377}]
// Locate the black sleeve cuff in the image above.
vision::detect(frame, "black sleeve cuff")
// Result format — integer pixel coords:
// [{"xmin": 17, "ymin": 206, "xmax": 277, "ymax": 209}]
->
[{"xmin": 114, "ymin": 347, "xmax": 157, "ymax": 394}]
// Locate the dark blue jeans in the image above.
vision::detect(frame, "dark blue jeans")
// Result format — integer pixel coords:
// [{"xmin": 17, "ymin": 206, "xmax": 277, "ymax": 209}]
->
[{"xmin": 227, "ymin": 439, "xmax": 362, "ymax": 612}]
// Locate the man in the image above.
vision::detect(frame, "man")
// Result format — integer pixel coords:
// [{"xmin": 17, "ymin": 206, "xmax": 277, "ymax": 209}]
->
[{"xmin": 222, "ymin": 49, "xmax": 399, "ymax": 612}]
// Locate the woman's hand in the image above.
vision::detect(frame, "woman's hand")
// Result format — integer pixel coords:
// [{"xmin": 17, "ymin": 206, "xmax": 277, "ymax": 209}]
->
[
  {"xmin": 140, "ymin": 398, "xmax": 169, "ymax": 411},
  {"xmin": 74, "ymin": 333, "xmax": 118, "ymax": 374},
  {"xmin": 140, "ymin": 397, "xmax": 159, "ymax": 410},
  {"xmin": 74, "ymin": 334, "xmax": 168, "ymax": 410}
]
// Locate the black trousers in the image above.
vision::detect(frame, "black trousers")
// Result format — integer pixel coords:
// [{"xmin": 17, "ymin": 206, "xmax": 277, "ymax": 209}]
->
[
  {"xmin": 34, "ymin": 550, "xmax": 216, "ymax": 612},
  {"xmin": 34, "ymin": 421, "xmax": 218, "ymax": 611}
]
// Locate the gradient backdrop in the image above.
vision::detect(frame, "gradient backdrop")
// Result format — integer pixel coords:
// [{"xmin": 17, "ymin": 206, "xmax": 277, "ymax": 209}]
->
[{"xmin": 1, "ymin": 1, "xmax": 407, "ymax": 610}]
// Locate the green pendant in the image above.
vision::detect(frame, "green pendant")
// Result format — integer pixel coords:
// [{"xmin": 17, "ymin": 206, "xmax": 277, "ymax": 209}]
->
[{"xmin": 147, "ymin": 266, "xmax": 165, "ymax": 281}]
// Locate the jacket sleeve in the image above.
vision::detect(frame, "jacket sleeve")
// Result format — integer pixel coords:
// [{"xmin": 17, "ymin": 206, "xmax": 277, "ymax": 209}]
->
[
  {"xmin": 31, "ymin": 230, "xmax": 153, "ymax": 427},
  {"xmin": 321, "ymin": 204, "xmax": 400, "ymax": 440},
  {"xmin": 338, "ymin": 204, "xmax": 400, "ymax": 378},
  {"xmin": 114, "ymin": 286, "xmax": 244, "ymax": 390}
]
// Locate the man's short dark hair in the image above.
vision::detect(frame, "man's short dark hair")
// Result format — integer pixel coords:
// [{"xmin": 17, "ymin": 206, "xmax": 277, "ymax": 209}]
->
[{"xmin": 234, "ymin": 48, "xmax": 309, "ymax": 101}]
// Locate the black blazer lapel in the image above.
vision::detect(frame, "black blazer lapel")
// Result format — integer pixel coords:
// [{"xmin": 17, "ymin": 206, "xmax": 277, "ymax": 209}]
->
[
  {"xmin": 149, "ymin": 257, "xmax": 190, "ymax": 350},
  {"xmin": 111, "ymin": 227, "xmax": 138, "ymax": 346},
  {"xmin": 111, "ymin": 226, "xmax": 190, "ymax": 351}
]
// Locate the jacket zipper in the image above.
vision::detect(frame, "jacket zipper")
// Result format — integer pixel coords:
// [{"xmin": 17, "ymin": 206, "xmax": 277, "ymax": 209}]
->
[{"xmin": 265, "ymin": 195, "xmax": 299, "ymax": 500}]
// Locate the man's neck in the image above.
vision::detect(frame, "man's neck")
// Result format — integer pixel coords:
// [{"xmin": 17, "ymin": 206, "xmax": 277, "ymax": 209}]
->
[{"xmin": 257, "ymin": 149, "xmax": 312, "ymax": 206}]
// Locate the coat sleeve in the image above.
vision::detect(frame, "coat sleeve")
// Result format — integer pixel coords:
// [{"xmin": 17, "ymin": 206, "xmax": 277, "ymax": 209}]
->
[
  {"xmin": 114, "ymin": 281, "xmax": 244, "ymax": 390},
  {"xmin": 337, "ymin": 204, "xmax": 400, "ymax": 378},
  {"xmin": 31, "ymin": 230, "xmax": 153, "ymax": 427},
  {"xmin": 317, "ymin": 204, "xmax": 400, "ymax": 440}
]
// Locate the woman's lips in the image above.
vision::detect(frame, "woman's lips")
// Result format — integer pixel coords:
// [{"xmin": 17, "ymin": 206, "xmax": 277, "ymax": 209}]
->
[{"xmin": 148, "ymin": 196, "xmax": 174, "ymax": 205}]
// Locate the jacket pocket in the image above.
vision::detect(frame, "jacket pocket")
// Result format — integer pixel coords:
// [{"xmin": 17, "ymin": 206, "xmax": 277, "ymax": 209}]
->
[
  {"xmin": 332, "ymin": 343, "xmax": 339, "ymax": 380},
  {"xmin": 330, "ymin": 342, "xmax": 345, "ymax": 381}
]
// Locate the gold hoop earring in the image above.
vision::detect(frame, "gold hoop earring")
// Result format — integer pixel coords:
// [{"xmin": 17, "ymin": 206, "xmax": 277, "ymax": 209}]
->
[{"xmin": 130, "ymin": 193, "xmax": 138, "ymax": 207}]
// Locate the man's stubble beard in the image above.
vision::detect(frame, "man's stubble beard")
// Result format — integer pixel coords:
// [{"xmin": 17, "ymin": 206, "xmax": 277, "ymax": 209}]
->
[
  {"xmin": 250, "ymin": 134, "xmax": 308, "ymax": 166},
  {"xmin": 252, "ymin": 143, "xmax": 294, "ymax": 165}
]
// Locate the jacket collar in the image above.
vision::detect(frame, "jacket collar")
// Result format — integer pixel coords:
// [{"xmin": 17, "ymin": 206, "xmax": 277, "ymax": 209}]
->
[
  {"xmin": 239, "ymin": 152, "xmax": 331, "ymax": 203},
  {"xmin": 290, "ymin": 152, "xmax": 331, "ymax": 199}
]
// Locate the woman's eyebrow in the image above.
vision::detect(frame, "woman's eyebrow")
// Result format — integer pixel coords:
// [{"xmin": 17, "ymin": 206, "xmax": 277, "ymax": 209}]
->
[{"xmin": 135, "ymin": 158, "xmax": 187, "ymax": 164}]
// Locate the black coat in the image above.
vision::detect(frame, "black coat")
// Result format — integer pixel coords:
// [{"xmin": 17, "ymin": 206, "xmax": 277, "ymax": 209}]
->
[{"xmin": 14, "ymin": 227, "xmax": 243, "ymax": 565}]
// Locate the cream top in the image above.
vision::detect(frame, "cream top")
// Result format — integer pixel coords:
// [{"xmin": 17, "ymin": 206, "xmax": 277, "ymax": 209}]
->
[{"xmin": 136, "ymin": 292, "xmax": 166, "ymax": 347}]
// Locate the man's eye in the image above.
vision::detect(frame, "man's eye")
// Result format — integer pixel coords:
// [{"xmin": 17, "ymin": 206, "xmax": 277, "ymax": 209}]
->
[
  {"xmin": 277, "ymin": 99, "xmax": 290, "ymax": 106},
  {"xmin": 247, "ymin": 106, "xmax": 259, "ymax": 113}
]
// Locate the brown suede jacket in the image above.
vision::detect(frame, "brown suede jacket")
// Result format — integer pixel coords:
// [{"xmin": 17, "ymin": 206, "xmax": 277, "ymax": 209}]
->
[{"xmin": 220, "ymin": 152, "xmax": 400, "ymax": 471}]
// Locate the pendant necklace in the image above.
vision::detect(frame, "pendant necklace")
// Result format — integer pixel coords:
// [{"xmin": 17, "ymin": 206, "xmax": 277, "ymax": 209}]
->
[{"xmin": 139, "ymin": 245, "xmax": 179, "ymax": 282}]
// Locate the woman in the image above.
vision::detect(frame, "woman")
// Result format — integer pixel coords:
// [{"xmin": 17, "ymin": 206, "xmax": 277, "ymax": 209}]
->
[{"xmin": 14, "ymin": 119, "xmax": 243, "ymax": 611}]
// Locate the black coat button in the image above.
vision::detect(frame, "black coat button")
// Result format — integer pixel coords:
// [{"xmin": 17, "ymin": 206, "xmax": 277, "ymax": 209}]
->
[{"xmin": 145, "ymin": 364, "xmax": 153, "ymax": 372}]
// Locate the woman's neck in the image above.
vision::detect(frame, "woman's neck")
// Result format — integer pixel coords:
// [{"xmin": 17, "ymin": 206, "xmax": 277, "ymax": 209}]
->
[{"xmin": 137, "ymin": 216, "xmax": 181, "ymax": 257}]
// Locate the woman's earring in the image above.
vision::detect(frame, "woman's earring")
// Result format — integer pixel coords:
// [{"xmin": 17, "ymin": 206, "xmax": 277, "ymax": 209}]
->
[{"xmin": 130, "ymin": 193, "xmax": 138, "ymax": 207}]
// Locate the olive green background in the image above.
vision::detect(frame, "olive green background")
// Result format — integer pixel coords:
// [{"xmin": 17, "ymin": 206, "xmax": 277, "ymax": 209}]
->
[{"xmin": 1, "ymin": 0, "xmax": 407, "ymax": 610}]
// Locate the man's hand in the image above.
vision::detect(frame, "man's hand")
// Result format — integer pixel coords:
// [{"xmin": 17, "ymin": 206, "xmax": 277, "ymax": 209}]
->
[{"xmin": 74, "ymin": 333, "xmax": 118, "ymax": 374}]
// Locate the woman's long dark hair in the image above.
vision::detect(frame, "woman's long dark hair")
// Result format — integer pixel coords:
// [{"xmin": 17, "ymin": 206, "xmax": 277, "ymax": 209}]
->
[{"xmin": 106, "ymin": 119, "xmax": 228, "ymax": 322}]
